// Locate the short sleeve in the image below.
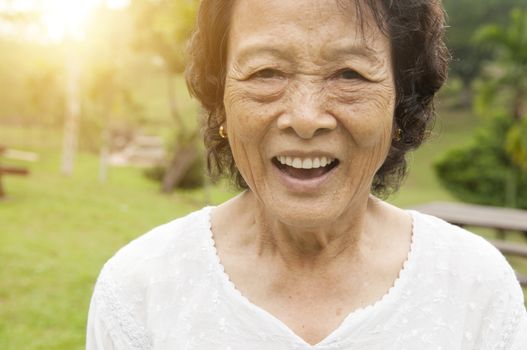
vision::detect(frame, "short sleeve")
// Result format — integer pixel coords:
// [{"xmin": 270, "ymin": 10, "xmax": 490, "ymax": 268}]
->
[
  {"xmin": 479, "ymin": 261, "xmax": 527, "ymax": 350},
  {"xmin": 510, "ymin": 313, "xmax": 527, "ymax": 350},
  {"xmin": 85, "ymin": 208, "xmax": 213, "ymax": 350},
  {"xmin": 85, "ymin": 263, "xmax": 153, "ymax": 350},
  {"xmin": 86, "ymin": 287, "xmax": 116, "ymax": 350}
]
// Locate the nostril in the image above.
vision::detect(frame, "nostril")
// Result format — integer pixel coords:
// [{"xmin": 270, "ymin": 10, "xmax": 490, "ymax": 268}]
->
[{"xmin": 277, "ymin": 111, "xmax": 337, "ymax": 139}]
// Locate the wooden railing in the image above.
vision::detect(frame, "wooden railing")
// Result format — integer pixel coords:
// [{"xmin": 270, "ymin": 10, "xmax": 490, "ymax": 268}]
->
[
  {"xmin": 412, "ymin": 202, "xmax": 527, "ymax": 287},
  {"xmin": 0, "ymin": 145, "xmax": 32, "ymax": 199}
]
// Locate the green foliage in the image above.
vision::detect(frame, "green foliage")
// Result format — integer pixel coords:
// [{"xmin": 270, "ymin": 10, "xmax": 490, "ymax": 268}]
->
[
  {"xmin": 506, "ymin": 119, "xmax": 527, "ymax": 171},
  {"xmin": 473, "ymin": 7, "xmax": 527, "ymax": 121},
  {"xmin": 442, "ymin": 0, "xmax": 520, "ymax": 87},
  {"xmin": 129, "ymin": 0, "xmax": 198, "ymax": 74},
  {"xmin": 435, "ymin": 115, "xmax": 527, "ymax": 209},
  {"xmin": 474, "ymin": 8, "xmax": 527, "ymax": 63},
  {"xmin": 436, "ymin": 8, "xmax": 527, "ymax": 209},
  {"xmin": 25, "ymin": 57, "xmax": 65, "ymax": 126},
  {"xmin": 81, "ymin": 61, "xmax": 145, "ymax": 152},
  {"xmin": 0, "ymin": 39, "xmax": 65, "ymax": 124},
  {"xmin": 78, "ymin": 7, "xmax": 144, "ymax": 151}
]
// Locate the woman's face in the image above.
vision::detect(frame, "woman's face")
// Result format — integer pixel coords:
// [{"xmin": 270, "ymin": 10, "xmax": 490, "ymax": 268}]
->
[{"xmin": 224, "ymin": 0, "xmax": 395, "ymax": 227}]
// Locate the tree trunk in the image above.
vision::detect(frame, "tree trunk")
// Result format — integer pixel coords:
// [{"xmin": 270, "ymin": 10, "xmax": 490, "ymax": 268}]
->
[
  {"xmin": 0, "ymin": 171, "xmax": 4, "ymax": 199},
  {"xmin": 505, "ymin": 168, "xmax": 517, "ymax": 208},
  {"xmin": 458, "ymin": 82, "xmax": 473, "ymax": 109},
  {"xmin": 513, "ymin": 88, "xmax": 525, "ymax": 121},
  {"xmin": 61, "ymin": 46, "xmax": 81, "ymax": 176},
  {"xmin": 167, "ymin": 73, "xmax": 185, "ymax": 133},
  {"xmin": 161, "ymin": 141, "xmax": 198, "ymax": 193},
  {"xmin": 162, "ymin": 71, "xmax": 200, "ymax": 192},
  {"xmin": 99, "ymin": 127, "xmax": 110, "ymax": 183}
]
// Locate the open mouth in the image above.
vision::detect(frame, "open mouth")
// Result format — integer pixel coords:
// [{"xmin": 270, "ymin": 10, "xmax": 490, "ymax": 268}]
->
[{"xmin": 272, "ymin": 156, "xmax": 340, "ymax": 180}]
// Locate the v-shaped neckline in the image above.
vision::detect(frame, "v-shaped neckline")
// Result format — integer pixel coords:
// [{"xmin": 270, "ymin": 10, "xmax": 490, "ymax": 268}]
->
[{"xmin": 203, "ymin": 206, "xmax": 421, "ymax": 348}]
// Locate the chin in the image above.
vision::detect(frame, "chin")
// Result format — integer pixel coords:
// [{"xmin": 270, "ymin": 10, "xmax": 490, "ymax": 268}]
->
[
  {"xmin": 264, "ymin": 191, "xmax": 354, "ymax": 229},
  {"xmin": 244, "ymin": 162, "xmax": 372, "ymax": 228}
]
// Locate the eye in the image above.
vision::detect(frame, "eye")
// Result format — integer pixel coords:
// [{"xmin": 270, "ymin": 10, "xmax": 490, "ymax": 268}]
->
[
  {"xmin": 250, "ymin": 68, "xmax": 284, "ymax": 80},
  {"xmin": 335, "ymin": 69, "xmax": 364, "ymax": 80}
]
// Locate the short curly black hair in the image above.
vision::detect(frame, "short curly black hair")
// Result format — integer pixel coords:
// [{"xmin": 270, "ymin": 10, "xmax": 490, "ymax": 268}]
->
[{"xmin": 186, "ymin": 0, "xmax": 449, "ymax": 196}]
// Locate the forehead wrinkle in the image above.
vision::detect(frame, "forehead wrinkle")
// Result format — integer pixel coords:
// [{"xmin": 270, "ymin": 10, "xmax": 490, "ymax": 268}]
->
[
  {"xmin": 231, "ymin": 35, "xmax": 387, "ymax": 68},
  {"xmin": 228, "ymin": 1, "xmax": 389, "ymax": 69},
  {"xmin": 319, "ymin": 39, "xmax": 386, "ymax": 65}
]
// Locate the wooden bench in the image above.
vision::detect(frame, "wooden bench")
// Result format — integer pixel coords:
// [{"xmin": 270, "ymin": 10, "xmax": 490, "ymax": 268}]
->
[
  {"xmin": 0, "ymin": 145, "xmax": 30, "ymax": 199},
  {"xmin": 412, "ymin": 202, "xmax": 527, "ymax": 287}
]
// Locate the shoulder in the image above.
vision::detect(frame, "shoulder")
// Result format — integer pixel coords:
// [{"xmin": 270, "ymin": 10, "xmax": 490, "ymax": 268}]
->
[
  {"xmin": 99, "ymin": 206, "xmax": 213, "ymax": 286},
  {"xmin": 410, "ymin": 210, "xmax": 513, "ymax": 282},
  {"xmin": 112, "ymin": 206, "xmax": 211, "ymax": 256},
  {"xmin": 410, "ymin": 211, "xmax": 526, "ymax": 348},
  {"xmin": 87, "ymin": 207, "xmax": 214, "ymax": 348}
]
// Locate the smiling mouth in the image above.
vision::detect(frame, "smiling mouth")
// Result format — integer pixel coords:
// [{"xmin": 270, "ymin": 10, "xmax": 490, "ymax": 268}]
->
[{"xmin": 272, "ymin": 156, "xmax": 340, "ymax": 180}]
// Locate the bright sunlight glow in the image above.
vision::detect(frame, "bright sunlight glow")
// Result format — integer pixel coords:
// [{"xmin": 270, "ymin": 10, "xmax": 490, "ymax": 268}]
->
[{"xmin": 38, "ymin": 0, "xmax": 129, "ymax": 42}]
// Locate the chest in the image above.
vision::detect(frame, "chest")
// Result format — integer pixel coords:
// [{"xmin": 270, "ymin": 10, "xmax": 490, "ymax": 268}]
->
[
  {"xmin": 146, "ymin": 274, "xmax": 475, "ymax": 350},
  {"xmin": 219, "ymin": 255, "xmax": 402, "ymax": 345}
]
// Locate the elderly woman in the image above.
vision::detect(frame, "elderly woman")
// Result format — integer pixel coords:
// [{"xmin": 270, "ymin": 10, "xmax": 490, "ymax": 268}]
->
[{"xmin": 87, "ymin": 0, "xmax": 527, "ymax": 349}]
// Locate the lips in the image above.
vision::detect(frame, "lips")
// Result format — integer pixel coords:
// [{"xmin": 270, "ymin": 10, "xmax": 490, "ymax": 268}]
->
[{"xmin": 272, "ymin": 155, "xmax": 339, "ymax": 180}]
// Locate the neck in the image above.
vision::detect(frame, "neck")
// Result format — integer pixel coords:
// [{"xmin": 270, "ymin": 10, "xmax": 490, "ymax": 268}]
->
[{"xmin": 232, "ymin": 191, "xmax": 377, "ymax": 270}]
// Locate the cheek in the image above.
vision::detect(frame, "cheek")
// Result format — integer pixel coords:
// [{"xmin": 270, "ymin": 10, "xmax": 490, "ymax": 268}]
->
[
  {"xmin": 227, "ymin": 128, "xmax": 264, "ymax": 192},
  {"xmin": 224, "ymin": 85, "xmax": 279, "ymax": 144},
  {"xmin": 333, "ymin": 86, "xmax": 395, "ymax": 149},
  {"xmin": 224, "ymin": 85, "xmax": 277, "ymax": 189}
]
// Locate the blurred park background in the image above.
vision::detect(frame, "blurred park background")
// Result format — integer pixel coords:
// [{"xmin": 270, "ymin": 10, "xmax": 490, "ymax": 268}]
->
[{"xmin": 0, "ymin": 0, "xmax": 526, "ymax": 348}]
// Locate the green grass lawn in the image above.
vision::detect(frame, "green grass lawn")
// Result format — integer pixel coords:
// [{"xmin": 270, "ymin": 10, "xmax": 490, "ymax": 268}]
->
[
  {"xmin": 0, "ymin": 148, "xmax": 235, "ymax": 349},
  {"xmin": 1, "ymin": 104, "xmax": 525, "ymax": 349}
]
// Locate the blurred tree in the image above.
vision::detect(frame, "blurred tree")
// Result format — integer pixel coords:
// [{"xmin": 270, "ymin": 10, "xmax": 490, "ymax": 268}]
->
[
  {"xmin": 26, "ymin": 58, "xmax": 65, "ymax": 127},
  {"xmin": 443, "ymin": 0, "xmax": 520, "ymax": 106},
  {"xmin": 61, "ymin": 42, "xmax": 81, "ymax": 176},
  {"xmin": 62, "ymin": 4, "xmax": 141, "ymax": 176},
  {"xmin": 435, "ymin": 8, "xmax": 527, "ymax": 208},
  {"xmin": 129, "ymin": 0, "xmax": 200, "ymax": 192},
  {"xmin": 82, "ymin": 5, "xmax": 144, "ymax": 180},
  {"xmin": 475, "ymin": 7, "xmax": 527, "ymax": 184},
  {"xmin": 474, "ymin": 7, "xmax": 527, "ymax": 122},
  {"xmin": 0, "ymin": 3, "xmax": 44, "ymax": 122},
  {"xmin": 506, "ymin": 119, "xmax": 527, "ymax": 172},
  {"xmin": 86, "ymin": 62, "xmax": 142, "ymax": 182},
  {"xmin": 0, "ymin": 0, "xmax": 38, "ymax": 24},
  {"xmin": 435, "ymin": 115, "xmax": 527, "ymax": 209},
  {"xmin": 130, "ymin": 0, "xmax": 197, "ymax": 126}
]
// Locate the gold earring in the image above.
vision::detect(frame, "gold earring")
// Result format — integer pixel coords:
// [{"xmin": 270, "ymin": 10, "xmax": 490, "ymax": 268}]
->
[
  {"xmin": 395, "ymin": 128, "xmax": 402, "ymax": 142},
  {"xmin": 219, "ymin": 125, "xmax": 228, "ymax": 139}
]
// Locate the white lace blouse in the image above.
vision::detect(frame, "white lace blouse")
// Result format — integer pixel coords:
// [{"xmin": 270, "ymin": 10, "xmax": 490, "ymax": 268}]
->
[{"xmin": 86, "ymin": 207, "xmax": 527, "ymax": 349}]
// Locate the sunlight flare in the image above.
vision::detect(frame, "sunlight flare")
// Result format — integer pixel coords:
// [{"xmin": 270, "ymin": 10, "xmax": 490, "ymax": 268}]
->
[
  {"xmin": 37, "ymin": 0, "xmax": 129, "ymax": 41},
  {"xmin": 40, "ymin": 0, "xmax": 98, "ymax": 41}
]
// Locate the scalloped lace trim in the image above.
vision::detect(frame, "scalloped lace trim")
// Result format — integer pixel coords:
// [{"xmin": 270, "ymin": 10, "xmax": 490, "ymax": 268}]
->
[{"xmin": 204, "ymin": 207, "xmax": 419, "ymax": 346}]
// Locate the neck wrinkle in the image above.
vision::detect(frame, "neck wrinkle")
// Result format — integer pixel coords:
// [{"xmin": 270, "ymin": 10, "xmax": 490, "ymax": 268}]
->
[{"xmin": 246, "ymin": 193, "xmax": 370, "ymax": 271}]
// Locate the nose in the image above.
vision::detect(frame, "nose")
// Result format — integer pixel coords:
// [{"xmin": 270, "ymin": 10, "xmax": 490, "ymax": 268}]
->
[{"xmin": 276, "ymin": 82, "xmax": 337, "ymax": 139}]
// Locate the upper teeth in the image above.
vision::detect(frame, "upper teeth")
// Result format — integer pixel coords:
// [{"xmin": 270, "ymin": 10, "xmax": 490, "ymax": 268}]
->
[{"xmin": 277, "ymin": 156, "xmax": 336, "ymax": 169}]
